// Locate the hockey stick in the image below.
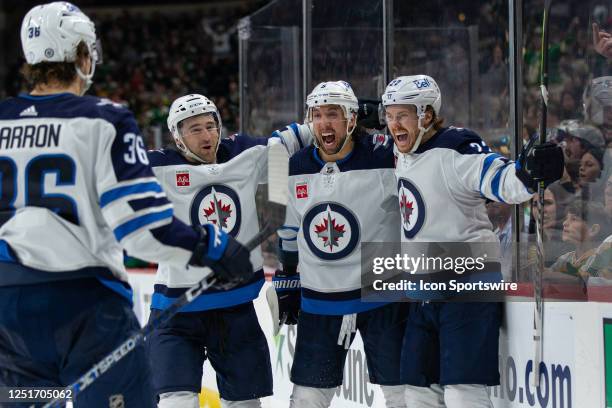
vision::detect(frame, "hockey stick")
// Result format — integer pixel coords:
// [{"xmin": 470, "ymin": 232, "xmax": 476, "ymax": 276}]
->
[
  {"xmin": 40, "ymin": 142, "xmax": 289, "ymax": 408},
  {"xmin": 533, "ymin": 0, "xmax": 552, "ymax": 388}
]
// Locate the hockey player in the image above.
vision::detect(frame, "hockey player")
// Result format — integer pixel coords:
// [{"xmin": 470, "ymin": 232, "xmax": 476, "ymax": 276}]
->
[
  {"xmin": 0, "ymin": 3, "xmax": 252, "ymax": 407},
  {"xmin": 275, "ymin": 81, "xmax": 408, "ymax": 408},
  {"xmin": 381, "ymin": 75, "xmax": 564, "ymax": 407},
  {"xmin": 146, "ymin": 93, "xmax": 312, "ymax": 408}
]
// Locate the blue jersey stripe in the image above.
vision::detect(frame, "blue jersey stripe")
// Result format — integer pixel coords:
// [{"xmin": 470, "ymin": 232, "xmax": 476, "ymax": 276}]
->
[
  {"xmin": 301, "ymin": 296, "xmax": 388, "ymax": 315},
  {"xmin": 97, "ymin": 277, "xmax": 134, "ymax": 304},
  {"xmin": 479, "ymin": 153, "xmax": 503, "ymax": 194},
  {"xmin": 0, "ymin": 240, "xmax": 16, "ymax": 263},
  {"xmin": 490, "ymin": 164, "xmax": 511, "ymax": 203},
  {"xmin": 150, "ymin": 277, "xmax": 264, "ymax": 311},
  {"xmin": 128, "ymin": 195, "xmax": 171, "ymax": 212},
  {"xmin": 289, "ymin": 123, "xmax": 305, "ymax": 149},
  {"xmin": 114, "ymin": 208, "xmax": 173, "ymax": 241},
  {"xmin": 100, "ymin": 182, "xmax": 163, "ymax": 208},
  {"xmin": 18, "ymin": 92, "xmax": 73, "ymax": 101}
]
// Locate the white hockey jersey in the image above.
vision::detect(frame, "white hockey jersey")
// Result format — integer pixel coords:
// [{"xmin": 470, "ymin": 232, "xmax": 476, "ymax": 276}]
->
[
  {"xmin": 394, "ymin": 127, "xmax": 533, "ymax": 298},
  {"xmin": 0, "ymin": 93, "xmax": 205, "ymax": 299},
  {"xmin": 395, "ymin": 127, "xmax": 532, "ymax": 243},
  {"xmin": 280, "ymin": 133, "xmax": 399, "ymax": 315},
  {"xmin": 148, "ymin": 126, "xmax": 310, "ymax": 311}
]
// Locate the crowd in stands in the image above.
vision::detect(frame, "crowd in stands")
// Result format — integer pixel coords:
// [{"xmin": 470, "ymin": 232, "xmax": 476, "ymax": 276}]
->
[
  {"xmin": 478, "ymin": 1, "xmax": 612, "ymax": 286},
  {"xmin": 4, "ymin": 3, "xmax": 264, "ymax": 148}
]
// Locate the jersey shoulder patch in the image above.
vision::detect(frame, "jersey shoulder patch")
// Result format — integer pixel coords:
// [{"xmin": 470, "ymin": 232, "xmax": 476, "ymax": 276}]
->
[{"xmin": 370, "ymin": 133, "xmax": 392, "ymax": 150}]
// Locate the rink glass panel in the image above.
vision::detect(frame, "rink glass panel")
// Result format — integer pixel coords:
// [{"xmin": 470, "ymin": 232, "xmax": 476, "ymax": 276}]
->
[
  {"xmin": 518, "ymin": 0, "xmax": 612, "ymax": 292},
  {"xmin": 239, "ymin": 0, "xmax": 303, "ymax": 268},
  {"xmin": 310, "ymin": 0, "xmax": 384, "ymax": 99}
]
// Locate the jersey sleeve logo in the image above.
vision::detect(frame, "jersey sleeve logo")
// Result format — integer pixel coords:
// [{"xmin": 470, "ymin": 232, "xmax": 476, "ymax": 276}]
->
[
  {"xmin": 302, "ymin": 202, "xmax": 360, "ymax": 260},
  {"xmin": 296, "ymin": 182, "xmax": 308, "ymax": 199},
  {"xmin": 398, "ymin": 178, "xmax": 426, "ymax": 239},
  {"xmin": 190, "ymin": 184, "xmax": 241, "ymax": 236},
  {"xmin": 175, "ymin": 170, "xmax": 190, "ymax": 186}
]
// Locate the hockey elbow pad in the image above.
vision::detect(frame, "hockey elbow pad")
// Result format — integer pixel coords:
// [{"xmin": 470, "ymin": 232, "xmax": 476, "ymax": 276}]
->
[{"xmin": 272, "ymin": 123, "xmax": 314, "ymax": 152}]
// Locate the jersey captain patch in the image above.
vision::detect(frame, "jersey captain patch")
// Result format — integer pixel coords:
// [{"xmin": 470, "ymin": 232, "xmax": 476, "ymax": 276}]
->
[
  {"xmin": 190, "ymin": 184, "xmax": 241, "ymax": 236},
  {"xmin": 397, "ymin": 178, "xmax": 425, "ymax": 239},
  {"xmin": 302, "ymin": 202, "xmax": 360, "ymax": 260}
]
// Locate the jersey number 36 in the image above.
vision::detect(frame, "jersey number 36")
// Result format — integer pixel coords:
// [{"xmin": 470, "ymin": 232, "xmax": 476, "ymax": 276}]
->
[{"xmin": 0, "ymin": 154, "xmax": 78, "ymax": 226}]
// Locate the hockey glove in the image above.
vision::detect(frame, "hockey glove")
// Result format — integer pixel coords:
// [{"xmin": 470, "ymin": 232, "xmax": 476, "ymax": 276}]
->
[
  {"xmin": 189, "ymin": 224, "xmax": 253, "ymax": 289},
  {"xmin": 272, "ymin": 266, "xmax": 301, "ymax": 326},
  {"xmin": 515, "ymin": 136, "xmax": 564, "ymax": 192},
  {"xmin": 357, "ymin": 99, "xmax": 386, "ymax": 130}
]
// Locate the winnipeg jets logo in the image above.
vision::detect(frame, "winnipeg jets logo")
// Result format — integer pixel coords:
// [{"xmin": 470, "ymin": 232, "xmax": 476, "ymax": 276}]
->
[
  {"xmin": 397, "ymin": 178, "xmax": 425, "ymax": 239},
  {"xmin": 190, "ymin": 184, "xmax": 241, "ymax": 236},
  {"xmin": 399, "ymin": 191, "xmax": 414, "ymax": 228},
  {"xmin": 314, "ymin": 208, "xmax": 346, "ymax": 251},
  {"xmin": 203, "ymin": 188, "xmax": 232, "ymax": 229},
  {"xmin": 303, "ymin": 203, "xmax": 359, "ymax": 260}
]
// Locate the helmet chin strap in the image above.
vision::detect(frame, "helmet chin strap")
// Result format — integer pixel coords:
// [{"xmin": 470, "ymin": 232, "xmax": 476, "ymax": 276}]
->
[
  {"xmin": 408, "ymin": 114, "xmax": 433, "ymax": 153},
  {"xmin": 174, "ymin": 133, "xmax": 219, "ymax": 164},
  {"xmin": 75, "ymin": 54, "xmax": 96, "ymax": 96},
  {"xmin": 311, "ymin": 111, "xmax": 356, "ymax": 156}
]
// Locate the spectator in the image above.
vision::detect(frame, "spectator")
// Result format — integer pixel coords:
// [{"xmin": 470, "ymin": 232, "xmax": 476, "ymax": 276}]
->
[
  {"xmin": 580, "ymin": 173, "xmax": 612, "ymax": 280},
  {"xmin": 530, "ymin": 182, "xmax": 574, "ymax": 266},
  {"xmin": 593, "ymin": 22, "xmax": 612, "ymax": 59},
  {"xmin": 560, "ymin": 90, "xmax": 580, "ymax": 120},
  {"xmin": 487, "ymin": 201, "xmax": 513, "ymax": 278},
  {"xmin": 481, "ymin": 43, "xmax": 509, "ymax": 127},
  {"xmin": 579, "ymin": 146, "xmax": 605, "ymax": 187},
  {"xmin": 584, "ymin": 76, "xmax": 612, "ymax": 146},
  {"xmin": 557, "ymin": 123, "xmax": 606, "ymax": 194},
  {"xmin": 550, "ymin": 200, "xmax": 609, "ymax": 279}
]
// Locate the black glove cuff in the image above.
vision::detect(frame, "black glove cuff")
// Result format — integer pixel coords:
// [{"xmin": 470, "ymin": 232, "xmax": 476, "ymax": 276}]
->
[
  {"xmin": 277, "ymin": 264, "xmax": 297, "ymax": 277},
  {"xmin": 188, "ymin": 226, "xmax": 208, "ymax": 267}
]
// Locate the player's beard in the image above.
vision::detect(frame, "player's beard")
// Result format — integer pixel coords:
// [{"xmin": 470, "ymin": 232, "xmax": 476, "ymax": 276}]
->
[
  {"xmin": 316, "ymin": 132, "xmax": 354, "ymax": 161},
  {"xmin": 316, "ymin": 130, "xmax": 346, "ymax": 155},
  {"xmin": 197, "ymin": 138, "xmax": 219, "ymax": 163},
  {"xmin": 391, "ymin": 126, "xmax": 418, "ymax": 153}
]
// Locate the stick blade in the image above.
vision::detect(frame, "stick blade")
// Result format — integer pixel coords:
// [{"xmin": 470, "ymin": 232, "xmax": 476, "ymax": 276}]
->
[
  {"xmin": 265, "ymin": 141, "xmax": 289, "ymax": 234},
  {"xmin": 246, "ymin": 141, "xmax": 289, "ymax": 251},
  {"xmin": 267, "ymin": 140, "xmax": 290, "ymax": 206}
]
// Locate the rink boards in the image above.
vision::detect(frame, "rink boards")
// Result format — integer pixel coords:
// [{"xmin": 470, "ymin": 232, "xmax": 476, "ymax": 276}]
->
[{"xmin": 127, "ymin": 269, "xmax": 612, "ymax": 408}]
